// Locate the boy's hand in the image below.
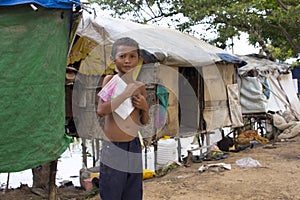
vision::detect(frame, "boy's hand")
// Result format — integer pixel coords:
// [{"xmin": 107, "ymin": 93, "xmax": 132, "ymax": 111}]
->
[{"xmin": 131, "ymin": 94, "xmax": 148, "ymax": 111}]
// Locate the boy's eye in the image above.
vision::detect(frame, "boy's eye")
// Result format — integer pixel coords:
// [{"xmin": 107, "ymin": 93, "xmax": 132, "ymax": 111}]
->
[{"xmin": 118, "ymin": 54, "xmax": 137, "ymax": 59}]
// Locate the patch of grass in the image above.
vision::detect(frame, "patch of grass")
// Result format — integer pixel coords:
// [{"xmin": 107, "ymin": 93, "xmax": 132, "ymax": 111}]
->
[{"xmin": 84, "ymin": 187, "xmax": 99, "ymax": 198}]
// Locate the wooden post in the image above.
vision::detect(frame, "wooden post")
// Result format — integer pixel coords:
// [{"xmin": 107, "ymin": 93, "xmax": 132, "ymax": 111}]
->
[
  {"xmin": 48, "ymin": 160, "xmax": 58, "ymax": 200},
  {"xmin": 82, "ymin": 138, "xmax": 87, "ymax": 168},
  {"xmin": 32, "ymin": 164, "xmax": 50, "ymax": 188},
  {"xmin": 6, "ymin": 173, "xmax": 10, "ymax": 190},
  {"xmin": 92, "ymin": 139, "xmax": 96, "ymax": 166}
]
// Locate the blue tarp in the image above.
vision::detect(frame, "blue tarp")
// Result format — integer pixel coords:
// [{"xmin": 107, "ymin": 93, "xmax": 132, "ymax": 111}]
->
[
  {"xmin": 0, "ymin": 0, "xmax": 80, "ymax": 9},
  {"xmin": 217, "ymin": 53, "xmax": 247, "ymax": 65},
  {"xmin": 292, "ymin": 67, "xmax": 300, "ymax": 94}
]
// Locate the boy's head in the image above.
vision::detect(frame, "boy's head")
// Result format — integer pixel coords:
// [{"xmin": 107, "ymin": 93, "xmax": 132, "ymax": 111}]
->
[{"xmin": 111, "ymin": 37, "xmax": 140, "ymax": 59}]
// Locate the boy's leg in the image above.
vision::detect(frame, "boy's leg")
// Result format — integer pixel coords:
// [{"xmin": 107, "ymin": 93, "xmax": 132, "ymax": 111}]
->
[
  {"xmin": 122, "ymin": 172, "xmax": 143, "ymax": 200},
  {"xmin": 123, "ymin": 138, "xmax": 143, "ymax": 200},
  {"xmin": 99, "ymin": 141, "xmax": 128, "ymax": 200},
  {"xmin": 99, "ymin": 163, "xmax": 127, "ymax": 200}
]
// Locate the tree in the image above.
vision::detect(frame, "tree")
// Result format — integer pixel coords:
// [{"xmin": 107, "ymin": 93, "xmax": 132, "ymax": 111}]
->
[{"xmin": 91, "ymin": 0, "xmax": 299, "ymax": 61}]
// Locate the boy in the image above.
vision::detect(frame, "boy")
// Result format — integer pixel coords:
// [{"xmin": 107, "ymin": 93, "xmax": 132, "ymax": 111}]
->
[{"xmin": 97, "ymin": 37, "xmax": 149, "ymax": 200}]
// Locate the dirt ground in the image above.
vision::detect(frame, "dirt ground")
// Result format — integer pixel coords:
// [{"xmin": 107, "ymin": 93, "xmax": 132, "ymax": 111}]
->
[{"xmin": 1, "ymin": 137, "xmax": 300, "ymax": 200}]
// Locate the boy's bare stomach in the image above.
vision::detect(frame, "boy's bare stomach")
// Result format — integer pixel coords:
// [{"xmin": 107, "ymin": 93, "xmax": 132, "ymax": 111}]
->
[{"xmin": 103, "ymin": 111, "xmax": 140, "ymax": 142}]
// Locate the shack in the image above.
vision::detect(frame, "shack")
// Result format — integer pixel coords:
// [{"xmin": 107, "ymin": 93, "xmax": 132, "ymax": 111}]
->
[
  {"xmin": 67, "ymin": 8, "xmax": 246, "ymax": 160},
  {"xmin": 237, "ymin": 54, "xmax": 300, "ymax": 138}
]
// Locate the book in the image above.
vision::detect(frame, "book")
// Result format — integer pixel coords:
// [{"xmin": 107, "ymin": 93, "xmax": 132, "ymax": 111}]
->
[{"xmin": 97, "ymin": 75, "xmax": 134, "ymax": 119}]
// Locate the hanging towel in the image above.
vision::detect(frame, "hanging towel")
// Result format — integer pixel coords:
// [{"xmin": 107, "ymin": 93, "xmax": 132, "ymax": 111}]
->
[{"xmin": 156, "ymin": 85, "xmax": 169, "ymax": 129}]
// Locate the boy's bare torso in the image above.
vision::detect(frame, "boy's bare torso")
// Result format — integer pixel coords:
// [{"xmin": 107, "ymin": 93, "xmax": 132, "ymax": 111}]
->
[
  {"xmin": 103, "ymin": 106, "xmax": 140, "ymax": 142},
  {"xmin": 100, "ymin": 75, "xmax": 145, "ymax": 142}
]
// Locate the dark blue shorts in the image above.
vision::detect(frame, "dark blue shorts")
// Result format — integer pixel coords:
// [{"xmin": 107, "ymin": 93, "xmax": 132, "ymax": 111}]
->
[{"xmin": 99, "ymin": 137, "xmax": 143, "ymax": 200}]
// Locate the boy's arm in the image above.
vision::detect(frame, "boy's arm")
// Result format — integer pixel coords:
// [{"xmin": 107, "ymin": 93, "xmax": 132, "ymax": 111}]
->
[
  {"xmin": 97, "ymin": 76, "xmax": 144, "ymax": 117},
  {"xmin": 97, "ymin": 75, "xmax": 112, "ymax": 117},
  {"xmin": 97, "ymin": 75, "xmax": 129, "ymax": 117},
  {"xmin": 132, "ymin": 84, "xmax": 150, "ymax": 125}
]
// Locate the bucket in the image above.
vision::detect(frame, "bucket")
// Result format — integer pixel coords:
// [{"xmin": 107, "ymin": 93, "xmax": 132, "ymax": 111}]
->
[
  {"xmin": 156, "ymin": 138, "xmax": 178, "ymax": 169},
  {"xmin": 84, "ymin": 178, "xmax": 93, "ymax": 191},
  {"xmin": 142, "ymin": 145, "xmax": 155, "ymax": 171}
]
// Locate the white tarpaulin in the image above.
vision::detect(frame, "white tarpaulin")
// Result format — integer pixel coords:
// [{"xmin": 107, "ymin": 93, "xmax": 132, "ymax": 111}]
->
[
  {"xmin": 237, "ymin": 54, "xmax": 299, "ymax": 115},
  {"xmin": 73, "ymin": 10, "xmax": 245, "ymax": 136},
  {"xmin": 240, "ymin": 76, "xmax": 268, "ymax": 114},
  {"xmin": 75, "ymin": 10, "xmax": 230, "ymax": 67},
  {"xmin": 279, "ymin": 73, "xmax": 300, "ymax": 120},
  {"xmin": 227, "ymin": 84, "xmax": 243, "ymax": 127},
  {"xmin": 266, "ymin": 73, "xmax": 289, "ymax": 112}
]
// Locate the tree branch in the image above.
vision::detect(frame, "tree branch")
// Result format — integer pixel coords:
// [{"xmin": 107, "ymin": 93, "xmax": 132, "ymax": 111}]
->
[
  {"xmin": 276, "ymin": 0, "xmax": 288, "ymax": 11},
  {"xmin": 268, "ymin": 23, "xmax": 300, "ymax": 52},
  {"xmin": 241, "ymin": 23, "xmax": 275, "ymax": 60},
  {"xmin": 253, "ymin": 29, "xmax": 275, "ymax": 61},
  {"xmin": 144, "ymin": 1, "xmax": 158, "ymax": 18}
]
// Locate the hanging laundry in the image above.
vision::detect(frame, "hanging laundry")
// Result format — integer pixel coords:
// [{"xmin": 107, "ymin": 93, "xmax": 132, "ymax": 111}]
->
[{"xmin": 156, "ymin": 85, "xmax": 169, "ymax": 130}]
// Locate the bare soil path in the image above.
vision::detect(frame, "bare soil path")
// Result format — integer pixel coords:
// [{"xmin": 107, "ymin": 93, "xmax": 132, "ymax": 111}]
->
[{"xmin": 1, "ymin": 138, "xmax": 300, "ymax": 200}]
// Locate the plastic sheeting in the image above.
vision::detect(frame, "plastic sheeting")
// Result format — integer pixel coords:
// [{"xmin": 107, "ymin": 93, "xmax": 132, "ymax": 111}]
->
[
  {"xmin": 0, "ymin": 5, "xmax": 72, "ymax": 172},
  {"xmin": 238, "ymin": 54, "xmax": 289, "ymax": 75},
  {"xmin": 266, "ymin": 73, "xmax": 289, "ymax": 112},
  {"xmin": 72, "ymin": 73, "xmax": 104, "ymax": 139},
  {"xmin": 292, "ymin": 67, "xmax": 300, "ymax": 93},
  {"xmin": 227, "ymin": 84, "xmax": 243, "ymax": 128},
  {"xmin": 240, "ymin": 77, "xmax": 268, "ymax": 114},
  {"xmin": 237, "ymin": 55, "xmax": 298, "ymax": 115},
  {"xmin": 73, "ymin": 9, "xmax": 243, "ymax": 135},
  {"xmin": 217, "ymin": 53, "xmax": 246, "ymax": 65},
  {"xmin": 202, "ymin": 64, "xmax": 232, "ymax": 130},
  {"xmin": 0, "ymin": 0, "xmax": 79, "ymax": 9},
  {"xmin": 279, "ymin": 73, "xmax": 300, "ymax": 120},
  {"xmin": 75, "ymin": 10, "xmax": 232, "ymax": 67}
]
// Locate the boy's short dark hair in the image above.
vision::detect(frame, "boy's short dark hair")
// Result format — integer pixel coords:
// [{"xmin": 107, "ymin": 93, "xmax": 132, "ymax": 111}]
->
[{"xmin": 111, "ymin": 37, "xmax": 140, "ymax": 58}]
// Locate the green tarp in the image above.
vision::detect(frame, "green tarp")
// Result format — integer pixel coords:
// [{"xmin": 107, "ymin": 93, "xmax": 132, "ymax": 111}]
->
[{"xmin": 0, "ymin": 5, "xmax": 72, "ymax": 172}]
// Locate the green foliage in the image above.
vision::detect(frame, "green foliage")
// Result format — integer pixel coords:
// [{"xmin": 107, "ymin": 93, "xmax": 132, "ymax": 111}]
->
[
  {"xmin": 268, "ymin": 45, "xmax": 294, "ymax": 61},
  {"xmin": 178, "ymin": 0, "xmax": 300, "ymax": 60},
  {"xmin": 158, "ymin": 163, "xmax": 177, "ymax": 176},
  {"xmin": 91, "ymin": 0, "xmax": 300, "ymax": 61},
  {"xmin": 84, "ymin": 187, "xmax": 99, "ymax": 198}
]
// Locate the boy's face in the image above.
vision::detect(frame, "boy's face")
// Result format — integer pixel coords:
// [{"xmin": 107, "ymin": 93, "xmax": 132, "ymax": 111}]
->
[{"xmin": 112, "ymin": 45, "xmax": 139, "ymax": 75}]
